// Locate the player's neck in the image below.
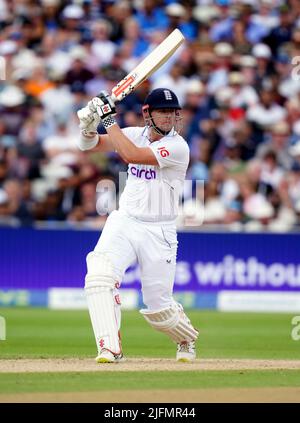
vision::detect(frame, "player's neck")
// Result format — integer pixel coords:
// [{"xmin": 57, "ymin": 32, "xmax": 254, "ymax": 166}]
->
[{"xmin": 149, "ymin": 128, "xmax": 164, "ymax": 143}]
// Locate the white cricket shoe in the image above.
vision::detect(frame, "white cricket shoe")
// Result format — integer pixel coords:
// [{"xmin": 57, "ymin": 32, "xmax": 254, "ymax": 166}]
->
[
  {"xmin": 95, "ymin": 349, "xmax": 125, "ymax": 364},
  {"xmin": 176, "ymin": 341, "xmax": 196, "ymax": 362}
]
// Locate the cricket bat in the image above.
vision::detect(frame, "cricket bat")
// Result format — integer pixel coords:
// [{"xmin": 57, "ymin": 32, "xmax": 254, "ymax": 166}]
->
[{"xmin": 110, "ymin": 29, "xmax": 185, "ymax": 102}]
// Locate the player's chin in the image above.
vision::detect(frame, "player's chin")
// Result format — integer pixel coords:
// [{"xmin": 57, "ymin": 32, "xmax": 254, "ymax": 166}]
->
[{"xmin": 159, "ymin": 123, "xmax": 173, "ymax": 133}]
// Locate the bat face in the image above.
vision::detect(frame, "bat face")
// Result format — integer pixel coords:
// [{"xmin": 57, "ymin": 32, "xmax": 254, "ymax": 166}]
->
[
  {"xmin": 110, "ymin": 29, "xmax": 185, "ymax": 102},
  {"xmin": 112, "ymin": 74, "xmax": 137, "ymax": 100}
]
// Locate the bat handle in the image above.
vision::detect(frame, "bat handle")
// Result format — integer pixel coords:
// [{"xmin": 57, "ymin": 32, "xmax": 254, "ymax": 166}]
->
[
  {"xmin": 96, "ymin": 92, "xmax": 118, "ymax": 103},
  {"xmin": 110, "ymin": 93, "xmax": 117, "ymax": 103}
]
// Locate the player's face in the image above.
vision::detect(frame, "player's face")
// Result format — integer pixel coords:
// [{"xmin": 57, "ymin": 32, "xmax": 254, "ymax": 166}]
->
[{"xmin": 151, "ymin": 109, "xmax": 176, "ymax": 132}]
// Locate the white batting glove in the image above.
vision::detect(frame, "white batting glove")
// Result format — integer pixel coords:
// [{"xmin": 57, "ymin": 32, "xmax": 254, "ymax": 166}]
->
[
  {"xmin": 77, "ymin": 104, "xmax": 100, "ymax": 151},
  {"xmin": 77, "ymin": 104, "xmax": 101, "ymax": 135},
  {"xmin": 92, "ymin": 91, "xmax": 117, "ymax": 129}
]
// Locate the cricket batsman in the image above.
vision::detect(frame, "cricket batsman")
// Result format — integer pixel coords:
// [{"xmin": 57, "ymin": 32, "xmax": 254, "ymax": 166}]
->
[{"xmin": 77, "ymin": 88, "xmax": 199, "ymax": 363}]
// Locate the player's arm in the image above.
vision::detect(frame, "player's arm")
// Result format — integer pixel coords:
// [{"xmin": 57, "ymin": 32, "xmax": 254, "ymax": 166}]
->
[
  {"xmin": 76, "ymin": 101, "xmax": 153, "ymax": 158},
  {"xmin": 106, "ymin": 125, "xmax": 158, "ymax": 165},
  {"xmin": 92, "ymin": 134, "xmax": 115, "ymax": 153},
  {"xmin": 91, "ymin": 92, "xmax": 158, "ymax": 165},
  {"xmin": 77, "ymin": 109, "xmax": 154, "ymax": 159}
]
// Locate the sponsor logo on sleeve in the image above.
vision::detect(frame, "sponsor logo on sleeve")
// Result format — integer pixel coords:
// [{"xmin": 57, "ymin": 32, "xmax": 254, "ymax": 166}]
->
[{"xmin": 157, "ymin": 146, "xmax": 169, "ymax": 157}]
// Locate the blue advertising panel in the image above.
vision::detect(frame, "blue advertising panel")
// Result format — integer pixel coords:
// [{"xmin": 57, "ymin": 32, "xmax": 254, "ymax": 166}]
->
[{"xmin": 1, "ymin": 227, "xmax": 300, "ymax": 292}]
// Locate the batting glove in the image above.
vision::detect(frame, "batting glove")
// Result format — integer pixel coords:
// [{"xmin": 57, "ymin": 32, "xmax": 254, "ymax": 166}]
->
[
  {"xmin": 76, "ymin": 104, "xmax": 101, "ymax": 151},
  {"xmin": 92, "ymin": 91, "xmax": 117, "ymax": 129},
  {"xmin": 77, "ymin": 104, "xmax": 101, "ymax": 136}
]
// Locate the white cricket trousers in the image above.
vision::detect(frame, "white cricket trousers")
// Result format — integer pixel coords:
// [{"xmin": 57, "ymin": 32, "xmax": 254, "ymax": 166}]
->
[{"xmin": 92, "ymin": 210, "xmax": 178, "ymax": 310}]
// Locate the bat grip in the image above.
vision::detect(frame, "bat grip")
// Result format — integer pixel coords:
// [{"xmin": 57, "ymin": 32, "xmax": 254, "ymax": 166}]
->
[
  {"xmin": 110, "ymin": 93, "xmax": 118, "ymax": 103},
  {"xmin": 96, "ymin": 92, "xmax": 118, "ymax": 104}
]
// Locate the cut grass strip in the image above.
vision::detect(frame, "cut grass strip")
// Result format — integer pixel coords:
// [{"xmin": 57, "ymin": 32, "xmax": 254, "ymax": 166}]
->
[{"xmin": 1, "ymin": 370, "xmax": 300, "ymax": 394}]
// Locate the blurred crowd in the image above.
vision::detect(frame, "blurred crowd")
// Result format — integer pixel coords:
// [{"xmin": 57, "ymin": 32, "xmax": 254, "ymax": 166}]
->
[{"xmin": 1, "ymin": 0, "xmax": 300, "ymax": 231}]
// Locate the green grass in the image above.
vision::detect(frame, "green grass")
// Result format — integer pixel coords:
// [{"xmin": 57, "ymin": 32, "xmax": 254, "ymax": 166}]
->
[
  {"xmin": 0, "ymin": 308, "xmax": 299, "ymax": 360},
  {"xmin": 0, "ymin": 308, "xmax": 300, "ymax": 396},
  {"xmin": 1, "ymin": 370, "xmax": 300, "ymax": 394}
]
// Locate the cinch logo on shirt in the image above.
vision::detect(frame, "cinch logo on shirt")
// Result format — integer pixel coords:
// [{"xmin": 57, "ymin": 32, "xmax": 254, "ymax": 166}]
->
[{"xmin": 130, "ymin": 166, "xmax": 156, "ymax": 180}]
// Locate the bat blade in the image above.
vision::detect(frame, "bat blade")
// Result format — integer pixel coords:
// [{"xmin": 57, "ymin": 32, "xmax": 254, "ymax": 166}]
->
[{"xmin": 111, "ymin": 29, "xmax": 185, "ymax": 102}]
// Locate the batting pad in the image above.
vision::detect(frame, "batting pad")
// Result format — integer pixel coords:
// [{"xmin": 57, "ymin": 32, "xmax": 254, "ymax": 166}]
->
[
  {"xmin": 85, "ymin": 251, "xmax": 116, "ymax": 289},
  {"xmin": 140, "ymin": 303, "xmax": 199, "ymax": 344},
  {"xmin": 85, "ymin": 286, "xmax": 121, "ymax": 355},
  {"xmin": 85, "ymin": 252, "xmax": 121, "ymax": 355},
  {"xmin": 0, "ymin": 316, "xmax": 6, "ymax": 341}
]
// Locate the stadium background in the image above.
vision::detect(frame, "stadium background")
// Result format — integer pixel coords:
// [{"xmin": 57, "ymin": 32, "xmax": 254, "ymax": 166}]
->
[
  {"xmin": 1, "ymin": 0, "xmax": 300, "ymax": 313},
  {"xmin": 1, "ymin": 0, "xmax": 300, "ymax": 405}
]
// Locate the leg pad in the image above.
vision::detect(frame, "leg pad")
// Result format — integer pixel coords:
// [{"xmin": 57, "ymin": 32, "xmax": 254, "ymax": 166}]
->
[
  {"xmin": 85, "ymin": 252, "xmax": 121, "ymax": 355},
  {"xmin": 140, "ymin": 302, "xmax": 199, "ymax": 344}
]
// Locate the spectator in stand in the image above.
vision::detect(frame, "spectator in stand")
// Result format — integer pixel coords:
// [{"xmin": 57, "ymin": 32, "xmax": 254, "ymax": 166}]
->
[
  {"xmin": 239, "ymin": 55, "xmax": 257, "ymax": 86},
  {"xmin": 228, "ymin": 71, "xmax": 258, "ymax": 110},
  {"xmin": 259, "ymin": 149, "xmax": 285, "ymax": 190},
  {"xmin": 193, "ymin": 50, "xmax": 216, "ymax": 86},
  {"xmin": 288, "ymin": 162, "xmax": 300, "ymax": 209},
  {"xmin": 256, "ymin": 121, "xmax": 293, "ymax": 170},
  {"xmin": 23, "ymin": 61, "xmax": 55, "ymax": 99},
  {"xmin": 207, "ymin": 42, "xmax": 233, "ymax": 94},
  {"xmin": 247, "ymin": 85, "xmax": 287, "ymax": 130},
  {"xmin": 103, "ymin": 1, "xmax": 133, "ymax": 43},
  {"xmin": 0, "ymin": 0, "xmax": 300, "ymax": 230},
  {"xmin": 165, "ymin": 3, "xmax": 198, "ymax": 42},
  {"xmin": 231, "ymin": 120, "xmax": 259, "ymax": 161},
  {"xmin": 90, "ymin": 19, "xmax": 117, "ymax": 68},
  {"xmin": 135, "ymin": 0, "xmax": 169, "ymax": 38},
  {"xmin": 252, "ymin": 0, "xmax": 279, "ymax": 35},
  {"xmin": 2, "ymin": 178, "xmax": 34, "ymax": 225},
  {"xmin": 263, "ymin": 4, "xmax": 293, "ymax": 56},
  {"xmin": 64, "ymin": 47, "xmax": 95, "ymax": 88},
  {"xmin": 43, "ymin": 123, "xmax": 79, "ymax": 172},
  {"xmin": 152, "ymin": 61, "xmax": 189, "ymax": 105},
  {"xmin": 276, "ymin": 54, "xmax": 297, "ymax": 100},
  {"xmin": 251, "ymin": 43, "xmax": 274, "ymax": 91},
  {"xmin": 210, "ymin": 3, "xmax": 269, "ymax": 44},
  {"xmin": 121, "ymin": 17, "xmax": 150, "ymax": 61},
  {"xmin": 184, "ymin": 79, "xmax": 214, "ymax": 147},
  {"xmin": 231, "ymin": 20, "xmax": 252, "ymax": 54}
]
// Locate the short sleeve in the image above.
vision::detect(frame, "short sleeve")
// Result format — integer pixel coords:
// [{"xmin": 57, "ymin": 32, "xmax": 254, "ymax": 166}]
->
[
  {"xmin": 121, "ymin": 127, "xmax": 144, "ymax": 146},
  {"xmin": 148, "ymin": 139, "xmax": 189, "ymax": 169}
]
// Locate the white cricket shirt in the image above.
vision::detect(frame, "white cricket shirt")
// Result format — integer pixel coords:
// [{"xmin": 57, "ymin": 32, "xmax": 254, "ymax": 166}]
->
[{"xmin": 118, "ymin": 126, "xmax": 190, "ymax": 223}]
